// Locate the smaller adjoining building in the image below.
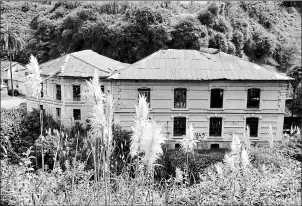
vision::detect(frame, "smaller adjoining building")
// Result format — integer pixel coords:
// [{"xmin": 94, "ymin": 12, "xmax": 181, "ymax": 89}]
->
[
  {"xmin": 1, "ymin": 61, "xmax": 27, "ymax": 95},
  {"xmin": 26, "ymin": 50, "xmax": 129, "ymax": 126}
]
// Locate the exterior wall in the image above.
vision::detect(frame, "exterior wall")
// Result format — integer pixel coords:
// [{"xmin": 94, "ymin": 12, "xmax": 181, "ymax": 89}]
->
[
  {"xmin": 110, "ymin": 80, "xmax": 288, "ymax": 148},
  {"xmin": 27, "ymin": 76, "xmax": 109, "ymax": 127},
  {"xmin": 6, "ymin": 80, "xmax": 27, "ymax": 95}
]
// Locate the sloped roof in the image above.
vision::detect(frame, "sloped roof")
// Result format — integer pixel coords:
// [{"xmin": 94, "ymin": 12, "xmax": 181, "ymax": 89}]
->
[
  {"xmin": 109, "ymin": 49, "xmax": 293, "ymax": 81},
  {"xmin": 40, "ymin": 50, "xmax": 125, "ymax": 78},
  {"xmin": 1, "ymin": 61, "xmax": 24, "ymax": 71}
]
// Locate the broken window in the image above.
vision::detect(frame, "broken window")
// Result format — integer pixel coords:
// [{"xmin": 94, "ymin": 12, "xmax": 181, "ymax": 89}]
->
[
  {"xmin": 246, "ymin": 117, "xmax": 259, "ymax": 137},
  {"xmin": 73, "ymin": 109, "xmax": 81, "ymax": 120},
  {"xmin": 174, "ymin": 88, "xmax": 186, "ymax": 108},
  {"xmin": 247, "ymin": 88, "xmax": 260, "ymax": 108},
  {"xmin": 210, "ymin": 88, "xmax": 223, "ymax": 108},
  {"xmin": 56, "ymin": 84, "xmax": 61, "ymax": 100},
  {"xmin": 73, "ymin": 85, "xmax": 81, "ymax": 101},
  {"xmin": 209, "ymin": 117, "xmax": 222, "ymax": 136},
  {"xmin": 138, "ymin": 88, "xmax": 151, "ymax": 105},
  {"xmin": 174, "ymin": 117, "xmax": 186, "ymax": 136}
]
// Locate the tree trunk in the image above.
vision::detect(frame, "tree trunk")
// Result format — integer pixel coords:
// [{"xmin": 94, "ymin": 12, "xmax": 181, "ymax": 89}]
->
[{"xmin": 9, "ymin": 52, "xmax": 14, "ymax": 97}]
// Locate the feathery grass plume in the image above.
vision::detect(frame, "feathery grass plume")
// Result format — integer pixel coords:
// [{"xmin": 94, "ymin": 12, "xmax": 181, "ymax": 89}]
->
[
  {"xmin": 231, "ymin": 134, "xmax": 241, "ymax": 154},
  {"xmin": 104, "ymin": 93, "xmax": 115, "ymax": 146},
  {"xmin": 215, "ymin": 164, "xmax": 223, "ymax": 177},
  {"xmin": 25, "ymin": 55, "xmax": 42, "ymax": 99},
  {"xmin": 85, "ymin": 70, "xmax": 105, "ymax": 104},
  {"xmin": 130, "ymin": 95, "xmax": 150, "ymax": 157},
  {"xmin": 269, "ymin": 124, "xmax": 274, "ymax": 149},
  {"xmin": 224, "ymin": 154, "xmax": 235, "ymax": 169},
  {"xmin": 140, "ymin": 120, "xmax": 166, "ymax": 170},
  {"xmin": 290, "ymin": 125, "xmax": 295, "ymax": 135},
  {"xmin": 244, "ymin": 125, "xmax": 251, "ymax": 151},
  {"xmin": 241, "ymin": 148, "xmax": 249, "ymax": 168},
  {"xmin": 179, "ymin": 124, "xmax": 198, "ymax": 153},
  {"xmin": 175, "ymin": 167, "xmax": 184, "ymax": 183}
]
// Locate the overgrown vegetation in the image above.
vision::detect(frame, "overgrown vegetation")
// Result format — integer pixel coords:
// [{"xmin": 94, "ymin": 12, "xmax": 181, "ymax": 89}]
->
[{"xmin": 1, "ymin": 1, "xmax": 301, "ymax": 71}]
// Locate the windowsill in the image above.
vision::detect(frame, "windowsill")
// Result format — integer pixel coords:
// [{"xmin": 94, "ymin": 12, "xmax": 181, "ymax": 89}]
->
[
  {"xmin": 245, "ymin": 108, "xmax": 261, "ymax": 111},
  {"xmin": 208, "ymin": 108, "xmax": 225, "ymax": 111},
  {"xmin": 171, "ymin": 108, "xmax": 189, "ymax": 111},
  {"xmin": 208, "ymin": 136, "xmax": 223, "ymax": 139}
]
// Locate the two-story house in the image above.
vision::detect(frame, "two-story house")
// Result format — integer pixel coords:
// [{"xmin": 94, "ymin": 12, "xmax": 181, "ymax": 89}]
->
[
  {"xmin": 26, "ymin": 50, "xmax": 129, "ymax": 126},
  {"xmin": 108, "ymin": 49, "xmax": 293, "ymax": 149}
]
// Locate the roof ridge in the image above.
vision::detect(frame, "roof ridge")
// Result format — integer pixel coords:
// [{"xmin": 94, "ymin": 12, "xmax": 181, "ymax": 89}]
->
[
  {"xmin": 70, "ymin": 53, "xmax": 110, "ymax": 74},
  {"xmin": 109, "ymin": 49, "xmax": 162, "ymax": 78}
]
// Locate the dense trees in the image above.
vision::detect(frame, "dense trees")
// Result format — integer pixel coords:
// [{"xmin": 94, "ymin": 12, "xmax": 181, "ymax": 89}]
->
[{"xmin": 0, "ymin": 1, "xmax": 300, "ymax": 73}]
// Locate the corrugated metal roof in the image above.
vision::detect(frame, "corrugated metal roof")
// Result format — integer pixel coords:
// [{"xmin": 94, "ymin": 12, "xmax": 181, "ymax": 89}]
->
[
  {"xmin": 40, "ymin": 50, "xmax": 124, "ymax": 78},
  {"xmin": 109, "ymin": 49, "xmax": 293, "ymax": 81}
]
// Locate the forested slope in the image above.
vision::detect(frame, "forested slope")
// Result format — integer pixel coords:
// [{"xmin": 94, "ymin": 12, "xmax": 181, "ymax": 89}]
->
[{"xmin": 1, "ymin": 1, "xmax": 301, "ymax": 72}]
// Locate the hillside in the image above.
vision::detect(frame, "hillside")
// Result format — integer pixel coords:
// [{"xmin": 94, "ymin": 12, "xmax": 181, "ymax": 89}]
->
[{"xmin": 1, "ymin": 1, "xmax": 301, "ymax": 73}]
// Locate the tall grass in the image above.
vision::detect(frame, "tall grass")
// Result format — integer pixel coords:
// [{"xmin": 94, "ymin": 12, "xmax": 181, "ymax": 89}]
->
[{"xmin": 1, "ymin": 55, "xmax": 301, "ymax": 205}]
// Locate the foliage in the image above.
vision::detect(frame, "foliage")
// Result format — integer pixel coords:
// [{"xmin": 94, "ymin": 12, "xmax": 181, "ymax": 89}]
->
[{"xmin": 172, "ymin": 16, "xmax": 208, "ymax": 49}]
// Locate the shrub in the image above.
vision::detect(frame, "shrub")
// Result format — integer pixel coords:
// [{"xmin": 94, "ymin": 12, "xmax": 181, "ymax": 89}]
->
[
  {"xmin": 227, "ymin": 41, "xmax": 236, "ymax": 55},
  {"xmin": 196, "ymin": 8, "xmax": 216, "ymax": 27},
  {"xmin": 172, "ymin": 16, "xmax": 208, "ymax": 49},
  {"xmin": 213, "ymin": 16, "xmax": 232, "ymax": 36},
  {"xmin": 157, "ymin": 149, "xmax": 227, "ymax": 183},
  {"xmin": 209, "ymin": 32, "xmax": 228, "ymax": 52}
]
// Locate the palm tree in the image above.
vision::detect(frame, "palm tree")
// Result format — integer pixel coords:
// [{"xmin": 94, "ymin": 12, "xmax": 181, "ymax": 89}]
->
[{"xmin": 0, "ymin": 21, "xmax": 25, "ymax": 96}]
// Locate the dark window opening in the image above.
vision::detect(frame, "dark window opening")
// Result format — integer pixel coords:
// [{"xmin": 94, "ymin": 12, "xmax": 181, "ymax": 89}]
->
[
  {"xmin": 73, "ymin": 85, "xmax": 81, "ymax": 101},
  {"xmin": 56, "ymin": 84, "xmax": 61, "ymax": 100},
  {"xmin": 174, "ymin": 88, "xmax": 187, "ymax": 108},
  {"xmin": 73, "ymin": 109, "xmax": 81, "ymax": 120},
  {"xmin": 175, "ymin": 143, "xmax": 180, "ymax": 149},
  {"xmin": 101, "ymin": 85, "xmax": 105, "ymax": 93},
  {"xmin": 209, "ymin": 117, "xmax": 222, "ymax": 136},
  {"xmin": 138, "ymin": 88, "xmax": 151, "ymax": 105},
  {"xmin": 174, "ymin": 117, "xmax": 186, "ymax": 136},
  {"xmin": 247, "ymin": 88, "xmax": 260, "ymax": 108},
  {"xmin": 246, "ymin": 117, "xmax": 259, "ymax": 137},
  {"xmin": 210, "ymin": 88, "xmax": 223, "ymax": 108},
  {"xmin": 40, "ymin": 105, "xmax": 45, "ymax": 114},
  {"xmin": 56, "ymin": 108, "xmax": 61, "ymax": 119},
  {"xmin": 211, "ymin": 144, "xmax": 220, "ymax": 149},
  {"xmin": 41, "ymin": 83, "xmax": 43, "ymax": 97}
]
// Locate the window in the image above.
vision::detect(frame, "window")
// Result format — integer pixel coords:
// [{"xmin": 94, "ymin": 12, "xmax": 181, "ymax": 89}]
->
[
  {"xmin": 209, "ymin": 117, "xmax": 222, "ymax": 136},
  {"xmin": 73, "ymin": 85, "xmax": 81, "ymax": 101},
  {"xmin": 210, "ymin": 88, "xmax": 223, "ymax": 108},
  {"xmin": 174, "ymin": 117, "xmax": 186, "ymax": 136},
  {"xmin": 174, "ymin": 88, "xmax": 186, "ymax": 108},
  {"xmin": 73, "ymin": 109, "xmax": 81, "ymax": 120},
  {"xmin": 41, "ymin": 83, "xmax": 44, "ymax": 97},
  {"xmin": 40, "ymin": 105, "xmax": 45, "ymax": 114},
  {"xmin": 246, "ymin": 117, "xmax": 259, "ymax": 137},
  {"xmin": 56, "ymin": 108, "xmax": 61, "ymax": 119},
  {"xmin": 247, "ymin": 88, "xmax": 260, "ymax": 108},
  {"xmin": 101, "ymin": 85, "xmax": 105, "ymax": 93},
  {"xmin": 56, "ymin": 84, "xmax": 61, "ymax": 100},
  {"xmin": 138, "ymin": 88, "xmax": 151, "ymax": 105}
]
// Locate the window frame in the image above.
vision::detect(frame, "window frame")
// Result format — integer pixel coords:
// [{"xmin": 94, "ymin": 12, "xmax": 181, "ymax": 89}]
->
[
  {"xmin": 210, "ymin": 88, "xmax": 224, "ymax": 109},
  {"xmin": 247, "ymin": 88, "xmax": 261, "ymax": 109},
  {"xmin": 73, "ymin": 109, "xmax": 81, "ymax": 121},
  {"xmin": 73, "ymin": 85, "xmax": 81, "ymax": 101},
  {"xmin": 56, "ymin": 84, "xmax": 61, "ymax": 100},
  {"xmin": 246, "ymin": 117, "xmax": 259, "ymax": 137},
  {"xmin": 173, "ymin": 116, "xmax": 186, "ymax": 136},
  {"xmin": 174, "ymin": 88, "xmax": 187, "ymax": 108},
  {"xmin": 138, "ymin": 88, "xmax": 151, "ymax": 106},
  {"xmin": 209, "ymin": 117, "xmax": 222, "ymax": 137}
]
